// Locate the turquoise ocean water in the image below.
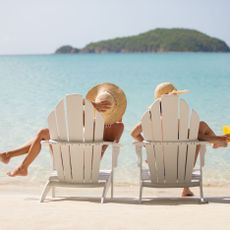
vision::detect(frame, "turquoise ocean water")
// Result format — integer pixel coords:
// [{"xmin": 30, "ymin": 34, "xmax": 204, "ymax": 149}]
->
[{"xmin": 0, "ymin": 53, "xmax": 230, "ymax": 185}]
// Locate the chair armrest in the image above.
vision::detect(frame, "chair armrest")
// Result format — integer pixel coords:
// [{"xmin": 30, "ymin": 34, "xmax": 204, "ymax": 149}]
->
[
  {"xmin": 41, "ymin": 140, "xmax": 121, "ymax": 169},
  {"xmin": 41, "ymin": 140, "xmax": 121, "ymax": 147},
  {"xmin": 133, "ymin": 140, "xmax": 207, "ymax": 168},
  {"xmin": 41, "ymin": 140, "xmax": 50, "ymax": 147},
  {"xmin": 140, "ymin": 140, "xmax": 209, "ymax": 145}
]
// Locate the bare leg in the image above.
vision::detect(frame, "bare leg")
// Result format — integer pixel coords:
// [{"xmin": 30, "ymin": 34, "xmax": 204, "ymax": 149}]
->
[
  {"xmin": 7, "ymin": 128, "xmax": 50, "ymax": 177},
  {"xmin": 181, "ymin": 121, "xmax": 228, "ymax": 197},
  {"xmin": 181, "ymin": 119, "xmax": 216, "ymax": 196},
  {"xmin": 181, "ymin": 122, "xmax": 208, "ymax": 197},
  {"xmin": 182, "ymin": 187, "xmax": 194, "ymax": 197},
  {"xmin": 0, "ymin": 139, "xmax": 33, "ymax": 164},
  {"xmin": 181, "ymin": 144, "xmax": 200, "ymax": 196},
  {"xmin": 0, "ymin": 153, "xmax": 11, "ymax": 164}
]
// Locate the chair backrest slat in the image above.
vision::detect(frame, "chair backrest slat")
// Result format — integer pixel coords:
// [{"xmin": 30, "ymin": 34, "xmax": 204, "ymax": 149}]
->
[
  {"xmin": 84, "ymin": 100, "xmax": 94, "ymax": 182},
  {"xmin": 55, "ymin": 100, "xmax": 71, "ymax": 182},
  {"xmin": 185, "ymin": 110, "xmax": 199, "ymax": 182},
  {"xmin": 161, "ymin": 95, "xmax": 179, "ymax": 183},
  {"xmin": 178, "ymin": 99, "xmax": 189, "ymax": 183},
  {"xmin": 66, "ymin": 94, "xmax": 84, "ymax": 182},
  {"xmin": 48, "ymin": 111, "xmax": 64, "ymax": 180},
  {"xmin": 150, "ymin": 101, "xmax": 163, "ymax": 183},
  {"xmin": 92, "ymin": 112, "xmax": 104, "ymax": 182},
  {"xmin": 66, "ymin": 94, "xmax": 84, "ymax": 141},
  {"xmin": 142, "ymin": 111, "xmax": 158, "ymax": 183}
]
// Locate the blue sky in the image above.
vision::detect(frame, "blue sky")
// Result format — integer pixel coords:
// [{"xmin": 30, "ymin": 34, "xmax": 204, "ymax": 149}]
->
[{"xmin": 0, "ymin": 0, "xmax": 229, "ymax": 54}]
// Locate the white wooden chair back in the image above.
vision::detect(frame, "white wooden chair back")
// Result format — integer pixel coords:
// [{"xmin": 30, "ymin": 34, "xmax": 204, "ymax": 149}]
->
[
  {"xmin": 48, "ymin": 94, "xmax": 104, "ymax": 183},
  {"xmin": 141, "ymin": 94, "xmax": 200, "ymax": 184}
]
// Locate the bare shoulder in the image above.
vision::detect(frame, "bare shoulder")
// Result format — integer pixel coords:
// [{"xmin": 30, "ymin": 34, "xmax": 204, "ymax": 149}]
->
[
  {"xmin": 199, "ymin": 121, "xmax": 211, "ymax": 131},
  {"xmin": 199, "ymin": 121, "xmax": 208, "ymax": 128},
  {"xmin": 199, "ymin": 120, "xmax": 215, "ymax": 135}
]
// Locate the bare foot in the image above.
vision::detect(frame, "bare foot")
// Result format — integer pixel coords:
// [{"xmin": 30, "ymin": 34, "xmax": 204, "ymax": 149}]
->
[
  {"xmin": 182, "ymin": 187, "xmax": 194, "ymax": 197},
  {"xmin": 7, "ymin": 165, "xmax": 28, "ymax": 177},
  {"xmin": 0, "ymin": 152, "xmax": 11, "ymax": 164}
]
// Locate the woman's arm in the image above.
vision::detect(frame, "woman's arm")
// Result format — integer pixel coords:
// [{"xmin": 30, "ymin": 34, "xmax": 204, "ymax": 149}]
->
[
  {"xmin": 198, "ymin": 121, "xmax": 230, "ymax": 148},
  {"xmin": 131, "ymin": 122, "xmax": 144, "ymax": 142}
]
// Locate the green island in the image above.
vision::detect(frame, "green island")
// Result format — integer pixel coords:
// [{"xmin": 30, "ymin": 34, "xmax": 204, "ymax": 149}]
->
[{"xmin": 55, "ymin": 28, "xmax": 230, "ymax": 53}]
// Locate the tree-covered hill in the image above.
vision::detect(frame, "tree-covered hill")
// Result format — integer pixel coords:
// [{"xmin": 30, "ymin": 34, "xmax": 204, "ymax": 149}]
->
[
  {"xmin": 55, "ymin": 45, "xmax": 80, "ymax": 54},
  {"xmin": 55, "ymin": 28, "xmax": 230, "ymax": 53}
]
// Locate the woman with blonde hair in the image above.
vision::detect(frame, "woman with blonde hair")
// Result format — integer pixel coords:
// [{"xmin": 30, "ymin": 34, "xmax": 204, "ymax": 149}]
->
[{"xmin": 131, "ymin": 82, "xmax": 230, "ymax": 196}]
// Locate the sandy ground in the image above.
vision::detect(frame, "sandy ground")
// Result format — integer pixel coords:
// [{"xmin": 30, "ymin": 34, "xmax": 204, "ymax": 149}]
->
[{"xmin": 1, "ymin": 183, "xmax": 230, "ymax": 230}]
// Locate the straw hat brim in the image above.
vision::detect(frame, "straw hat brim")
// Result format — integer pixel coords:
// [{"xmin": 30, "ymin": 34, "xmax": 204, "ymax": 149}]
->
[
  {"xmin": 171, "ymin": 89, "xmax": 190, "ymax": 95},
  {"xmin": 154, "ymin": 82, "xmax": 190, "ymax": 99},
  {"xmin": 86, "ymin": 83, "xmax": 127, "ymax": 125}
]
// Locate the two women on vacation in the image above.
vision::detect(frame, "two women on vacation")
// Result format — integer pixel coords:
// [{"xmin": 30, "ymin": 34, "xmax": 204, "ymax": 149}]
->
[{"xmin": 1, "ymin": 82, "xmax": 229, "ymax": 196}]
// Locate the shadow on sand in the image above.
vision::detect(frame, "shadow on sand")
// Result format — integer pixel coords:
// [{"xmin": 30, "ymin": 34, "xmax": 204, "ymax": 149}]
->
[{"xmin": 25, "ymin": 195, "xmax": 230, "ymax": 205}]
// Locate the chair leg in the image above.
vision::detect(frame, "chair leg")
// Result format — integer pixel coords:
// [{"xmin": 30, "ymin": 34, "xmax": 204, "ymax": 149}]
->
[
  {"xmin": 139, "ymin": 182, "xmax": 143, "ymax": 204},
  {"xmin": 40, "ymin": 181, "xmax": 51, "ymax": 203},
  {"xmin": 111, "ymin": 173, "xmax": 114, "ymax": 200},
  {"xmin": 199, "ymin": 183, "xmax": 208, "ymax": 204},
  {"xmin": 52, "ymin": 186, "xmax": 55, "ymax": 198},
  {"xmin": 101, "ymin": 176, "xmax": 111, "ymax": 204}
]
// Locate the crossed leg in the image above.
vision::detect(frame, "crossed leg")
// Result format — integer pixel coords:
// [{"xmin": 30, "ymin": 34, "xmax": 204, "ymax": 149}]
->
[
  {"xmin": 0, "ymin": 128, "xmax": 50, "ymax": 177},
  {"xmin": 0, "ymin": 140, "xmax": 33, "ymax": 164}
]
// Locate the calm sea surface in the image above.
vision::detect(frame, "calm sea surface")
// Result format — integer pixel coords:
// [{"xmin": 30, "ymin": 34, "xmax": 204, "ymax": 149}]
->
[{"xmin": 0, "ymin": 53, "xmax": 230, "ymax": 185}]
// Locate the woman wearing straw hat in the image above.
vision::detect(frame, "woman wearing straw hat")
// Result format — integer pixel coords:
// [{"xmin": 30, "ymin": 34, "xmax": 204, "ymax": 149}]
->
[
  {"xmin": 0, "ymin": 83, "xmax": 127, "ymax": 177},
  {"xmin": 86, "ymin": 83, "xmax": 127, "ymax": 155},
  {"xmin": 131, "ymin": 82, "xmax": 230, "ymax": 196}
]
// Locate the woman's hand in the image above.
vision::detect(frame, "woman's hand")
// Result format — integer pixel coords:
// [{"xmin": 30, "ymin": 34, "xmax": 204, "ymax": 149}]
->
[
  {"xmin": 212, "ymin": 134, "xmax": 230, "ymax": 148},
  {"xmin": 92, "ymin": 100, "xmax": 112, "ymax": 112},
  {"xmin": 223, "ymin": 134, "xmax": 230, "ymax": 141}
]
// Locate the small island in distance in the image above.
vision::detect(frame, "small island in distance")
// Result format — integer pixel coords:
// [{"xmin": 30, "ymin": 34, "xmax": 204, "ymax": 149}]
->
[{"xmin": 55, "ymin": 28, "xmax": 230, "ymax": 54}]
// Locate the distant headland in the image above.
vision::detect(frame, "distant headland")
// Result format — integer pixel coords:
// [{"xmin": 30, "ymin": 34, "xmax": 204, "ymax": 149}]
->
[{"xmin": 55, "ymin": 28, "xmax": 230, "ymax": 54}]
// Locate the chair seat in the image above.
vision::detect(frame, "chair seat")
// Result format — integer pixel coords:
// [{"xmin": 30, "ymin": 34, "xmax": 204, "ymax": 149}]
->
[
  {"xmin": 49, "ymin": 169, "xmax": 112, "ymax": 184},
  {"xmin": 141, "ymin": 168, "xmax": 201, "ymax": 188}
]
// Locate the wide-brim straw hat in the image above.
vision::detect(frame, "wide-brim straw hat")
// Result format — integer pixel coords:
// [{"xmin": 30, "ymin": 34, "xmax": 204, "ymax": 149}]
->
[
  {"xmin": 86, "ymin": 83, "xmax": 127, "ymax": 125},
  {"xmin": 154, "ymin": 82, "xmax": 190, "ymax": 99}
]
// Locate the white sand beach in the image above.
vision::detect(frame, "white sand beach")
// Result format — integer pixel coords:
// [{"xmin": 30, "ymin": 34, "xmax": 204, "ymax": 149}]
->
[{"xmin": 1, "ymin": 183, "xmax": 230, "ymax": 230}]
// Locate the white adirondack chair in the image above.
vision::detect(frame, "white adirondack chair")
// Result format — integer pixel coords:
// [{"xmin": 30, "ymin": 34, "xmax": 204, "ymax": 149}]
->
[
  {"xmin": 134, "ymin": 94, "xmax": 207, "ymax": 203},
  {"xmin": 40, "ymin": 94, "xmax": 120, "ymax": 203}
]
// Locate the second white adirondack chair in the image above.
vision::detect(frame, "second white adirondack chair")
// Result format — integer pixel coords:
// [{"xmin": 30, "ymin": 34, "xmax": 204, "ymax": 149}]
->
[
  {"xmin": 40, "ymin": 94, "xmax": 120, "ymax": 203},
  {"xmin": 134, "ymin": 94, "xmax": 207, "ymax": 203}
]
